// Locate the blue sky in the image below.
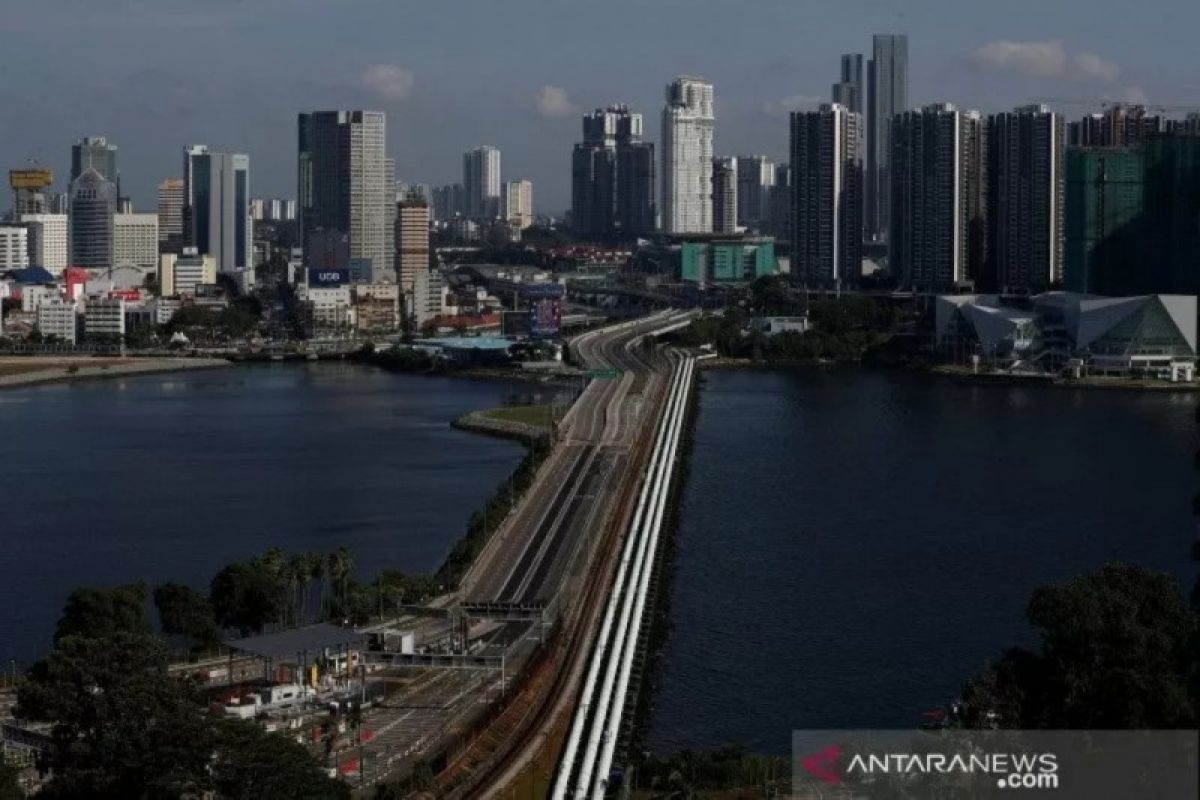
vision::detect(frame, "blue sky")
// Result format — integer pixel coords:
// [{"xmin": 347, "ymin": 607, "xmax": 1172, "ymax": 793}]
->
[{"xmin": 2, "ymin": 0, "xmax": 1197, "ymax": 213}]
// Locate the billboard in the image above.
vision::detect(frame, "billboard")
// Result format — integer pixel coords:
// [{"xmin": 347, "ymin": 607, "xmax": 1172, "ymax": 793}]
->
[
  {"xmin": 530, "ymin": 297, "xmax": 562, "ymax": 339},
  {"xmin": 307, "ymin": 267, "xmax": 350, "ymax": 287}
]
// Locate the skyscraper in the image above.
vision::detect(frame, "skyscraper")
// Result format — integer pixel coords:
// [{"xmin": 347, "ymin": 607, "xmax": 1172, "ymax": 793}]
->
[
  {"xmin": 395, "ymin": 194, "xmax": 430, "ymax": 294},
  {"xmin": 832, "ymin": 54, "xmax": 864, "ymax": 115},
  {"xmin": 890, "ymin": 104, "xmax": 986, "ymax": 290},
  {"xmin": 767, "ymin": 163, "xmax": 793, "ymax": 243},
  {"xmin": 790, "ymin": 103, "xmax": 863, "ymax": 284},
  {"xmin": 71, "ymin": 136, "xmax": 118, "ymax": 189},
  {"xmin": 183, "ymin": 146, "xmax": 252, "ymax": 275},
  {"xmin": 661, "ymin": 76, "xmax": 714, "ymax": 234},
  {"xmin": 68, "ymin": 168, "xmax": 116, "ymax": 271},
  {"xmin": 298, "ymin": 111, "xmax": 393, "ymax": 280},
  {"xmin": 866, "ymin": 34, "xmax": 908, "ymax": 242},
  {"xmin": 157, "ymin": 178, "xmax": 184, "ymax": 253},
  {"xmin": 986, "ymin": 105, "xmax": 1065, "ymax": 292},
  {"xmin": 711, "ymin": 157, "xmax": 738, "ymax": 234},
  {"xmin": 463, "ymin": 146, "xmax": 501, "ymax": 219},
  {"xmin": 1064, "ymin": 148, "xmax": 1144, "ymax": 294},
  {"xmin": 503, "ymin": 180, "xmax": 534, "ymax": 230},
  {"xmin": 571, "ymin": 105, "xmax": 655, "ymax": 239},
  {"xmin": 735, "ymin": 156, "xmax": 775, "ymax": 232}
]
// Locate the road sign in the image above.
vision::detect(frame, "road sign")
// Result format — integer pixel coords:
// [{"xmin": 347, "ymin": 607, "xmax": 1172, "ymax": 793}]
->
[{"xmin": 587, "ymin": 368, "xmax": 622, "ymax": 380}]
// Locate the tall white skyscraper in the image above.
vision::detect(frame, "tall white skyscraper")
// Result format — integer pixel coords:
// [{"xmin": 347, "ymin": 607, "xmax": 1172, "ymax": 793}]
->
[
  {"xmin": 463, "ymin": 147, "xmax": 502, "ymax": 219},
  {"xmin": 20, "ymin": 213, "xmax": 68, "ymax": 274},
  {"xmin": 661, "ymin": 77, "xmax": 714, "ymax": 233},
  {"xmin": 298, "ymin": 111, "xmax": 393, "ymax": 280},
  {"xmin": 183, "ymin": 146, "xmax": 252, "ymax": 275}
]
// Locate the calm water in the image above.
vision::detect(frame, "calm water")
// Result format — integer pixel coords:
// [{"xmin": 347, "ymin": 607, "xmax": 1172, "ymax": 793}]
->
[
  {"xmin": 0, "ymin": 363, "xmax": 554, "ymax": 665},
  {"xmin": 645, "ymin": 368, "xmax": 1197, "ymax": 755}
]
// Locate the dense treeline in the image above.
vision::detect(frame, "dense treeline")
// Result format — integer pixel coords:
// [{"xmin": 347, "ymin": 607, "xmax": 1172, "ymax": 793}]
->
[
  {"xmin": 17, "ymin": 594, "xmax": 348, "ymax": 798},
  {"xmin": 672, "ymin": 277, "xmax": 902, "ymax": 364}
]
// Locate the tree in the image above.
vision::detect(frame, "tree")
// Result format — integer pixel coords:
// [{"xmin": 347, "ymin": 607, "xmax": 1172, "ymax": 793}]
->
[
  {"xmin": 960, "ymin": 563, "xmax": 1197, "ymax": 729},
  {"xmin": 327, "ymin": 547, "xmax": 354, "ymax": 616},
  {"xmin": 210, "ymin": 717, "xmax": 350, "ymax": 800},
  {"xmin": 153, "ymin": 582, "xmax": 220, "ymax": 653},
  {"xmin": 0, "ymin": 759, "xmax": 21, "ymax": 800},
  {"xmin": 17, "ymin": 631, "xmax": 213, "ymax": 798},
  {"xmin": 210, "ymin": 562, "xmax": 284, "ymax": 636},
  {"xmin": 54, "ymin": 584, "xmax": 149, "ymax": 644}
]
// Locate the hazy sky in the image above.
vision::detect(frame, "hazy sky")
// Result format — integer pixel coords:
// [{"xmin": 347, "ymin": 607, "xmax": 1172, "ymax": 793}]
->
[{"xmin": 3, "ymin": 0, "xmax": 1198, "ymax": 214}]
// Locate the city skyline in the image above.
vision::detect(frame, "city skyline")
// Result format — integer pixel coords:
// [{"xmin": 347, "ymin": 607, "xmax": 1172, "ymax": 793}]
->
[{"xmin": 2, "ymin": 1, "xmax": 1190, "ymax": 214}]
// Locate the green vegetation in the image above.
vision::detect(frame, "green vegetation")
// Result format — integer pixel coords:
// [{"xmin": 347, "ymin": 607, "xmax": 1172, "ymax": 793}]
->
[
  {"xmin": 479, "ymin": 404, "xmax": 559, "ymax": 431},
  {"xmin": 0, "ymin": 760, "xmax": 22, "ymax": 800},
  {"xmin": 957, "ymin": 562, "xmax": 1198, "ymax": 729},
  {"xmin": 673, "ymin": 277, "xmax": 902, "ymax": 364},
  {"xmin": 54, "ymin": 583, "xmax": 150, "ymax": 643},
  {"xmin": 362, "ymin": 345, "xmax": 443, "ymax": 374},
  {"xmin": 16, "ymin": 627, "xmax": 348, "ymax": 799},
  {"xmin": 154, "ymin": 582, "xmax": 221, "ymax": 653},
  {"xmin": 630, "ymin": 747, "xmax": 790, "ymax": 798}
]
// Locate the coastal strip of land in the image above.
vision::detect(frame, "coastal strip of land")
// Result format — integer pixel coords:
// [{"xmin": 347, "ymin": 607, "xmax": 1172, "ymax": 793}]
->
[{"xmin": 0, "ymin": 356, "xmax": 232, "ymax": 390}]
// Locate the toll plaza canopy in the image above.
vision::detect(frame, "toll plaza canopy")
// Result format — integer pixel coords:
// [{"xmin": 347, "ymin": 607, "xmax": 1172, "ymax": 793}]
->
[{"xmin": 224, "ymin": 623, "xmax": 366, "ymax": 664}]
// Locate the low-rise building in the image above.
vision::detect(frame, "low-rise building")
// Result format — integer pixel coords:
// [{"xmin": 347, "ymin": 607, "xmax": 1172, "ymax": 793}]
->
[
  {"xmin": 678, "ymin": 237, "xmax": 777, "ymax": 284},
  {"xmin": 411, "ymin": 269, "xmax": 449, "ymax": 326},
  {"xmin": 936, "ymin": 292, "xmax": 1197, "ymax": 380},
  {"xmin": 36, "ymin": 298, "xmax": 77, "ymax": 343},
  {"xmin": 20, "ymin": 283, "xmax": 57, "ymax": 313},
  {"xmin": 301, "ymin": 285, "xmax": 353, "ymax": 332},
  {"xmin": 159, "ymin": 249, "xmax": 217, "ymax": 297},
  {"xmin": 84, "ymin": 296, "xmax": 126, "ymax": 339},
  {"xmin": 353, "ymin": 283, "xmax": 400, "ymax": 332}
]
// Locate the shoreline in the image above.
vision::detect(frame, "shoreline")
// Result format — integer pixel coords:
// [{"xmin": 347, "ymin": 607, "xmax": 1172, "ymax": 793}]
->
[
  {"xmin": 0, "ymin": 356, "xmax": 233, "ymax": 391},
  {"xmin": 697, "ymin": 355, "xmax": 1200, "ymax": 392}
]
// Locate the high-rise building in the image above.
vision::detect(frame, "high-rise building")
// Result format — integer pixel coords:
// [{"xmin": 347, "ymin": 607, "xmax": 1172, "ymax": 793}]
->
[
  {"xmin": 832, "ymin": 53, "xmax": 864, "ymax": 115},
  {"xmin": 20, "ymin": 213, "xmax": 68, "ymax": 274},
  {"xmin": 69, "ymin": 168, "xmax": 117, "ymax": 270},
  {"xmin": 503, "ymin": 180, "xmax": 534, "ymax": 230},
  {"xmin": 395, "ymin": 195, "xmax": 430, "ymax": 293},
  {"xmin": 711, "ymin": 157, "xmax": 738, "ymax": 234},
  {"xmin": 183, "ymin": 146, "xmax": 252, "ymax": 275},
  {"xmin": 661, "ymin": 76, "xmax": 715, "ymax": 234},
  {"xmin": 157, "ymin": 178, "xmax": 184, "ymax": 252},
  {"xmin": 571, "ymin": 105, "xmax": 655, "ymax": 239},
  {"xmin": 767, "ymin": 163, "xmax": 792, "ymax": 243},
  {"xmin": 298, "ymin": 111, "xmax": 393, "ymax": 280},
  {"xmin": 986, "ymin": 105, "xmax": 1065, "ymax": 293},
  {"xmin": 866, "ymin": 34, "xmax": 908, "ymax": 242},
  {"xmin": 790, "ymin": 103, "xmax": 864, "ymax": 284},
  {"xmin": 1067, "ymin": 104, "xmax": 1163, "ymax": 148},
  {"xmin": 71, "ymin": 136, "xmax": 118, "ymax": 190},
  {"xmin": 890, "ymin": 104, "xmax": 987, "ymax": 290},
  {"xmin": 1065, "ymin": 135, "xmax": 1200, "ymax": 295},
  {"xmin": 0, "ymin": 225, "xmax": 29, "ymax": 269},
  {"xmin": 1064, "ymin": 148, "xmax": 1144, "ymax": 294},
  {"xmin": 113, "ymin": 213, "xmax": 160, "ymax": 271},
  {"xmin": 431, "ymin": 184, "xmax": 464, "ymax": 222},
  {"xmin": 462, "ymin": 146, "xmax": 502, "ymax": 219},
  {"xmin": 735, "ymin": 156, "xmax": 775, "ymax": 232}
]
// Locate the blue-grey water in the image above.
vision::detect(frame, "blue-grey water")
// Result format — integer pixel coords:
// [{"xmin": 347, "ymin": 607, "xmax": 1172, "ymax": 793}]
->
[
  {"xmin": 645, "ymin": 368, "xmax": 1197, "ymax": 755},
  {"xmin": 0, "ymin": 363, "xmax": 555, "ymax": 666}
]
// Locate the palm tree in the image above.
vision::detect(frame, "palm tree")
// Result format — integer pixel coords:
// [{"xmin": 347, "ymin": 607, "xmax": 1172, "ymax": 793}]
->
[
  {"xmin": 310, "ymin": 553, "xmax": 328, "ymax": 618},
  {"xmin": 328, "ymin": 547, "xmax": 354, "ymax": 613},
  {"xmin": 288, "ymin": 553, "xmax": 308, "ymax": 626}
]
